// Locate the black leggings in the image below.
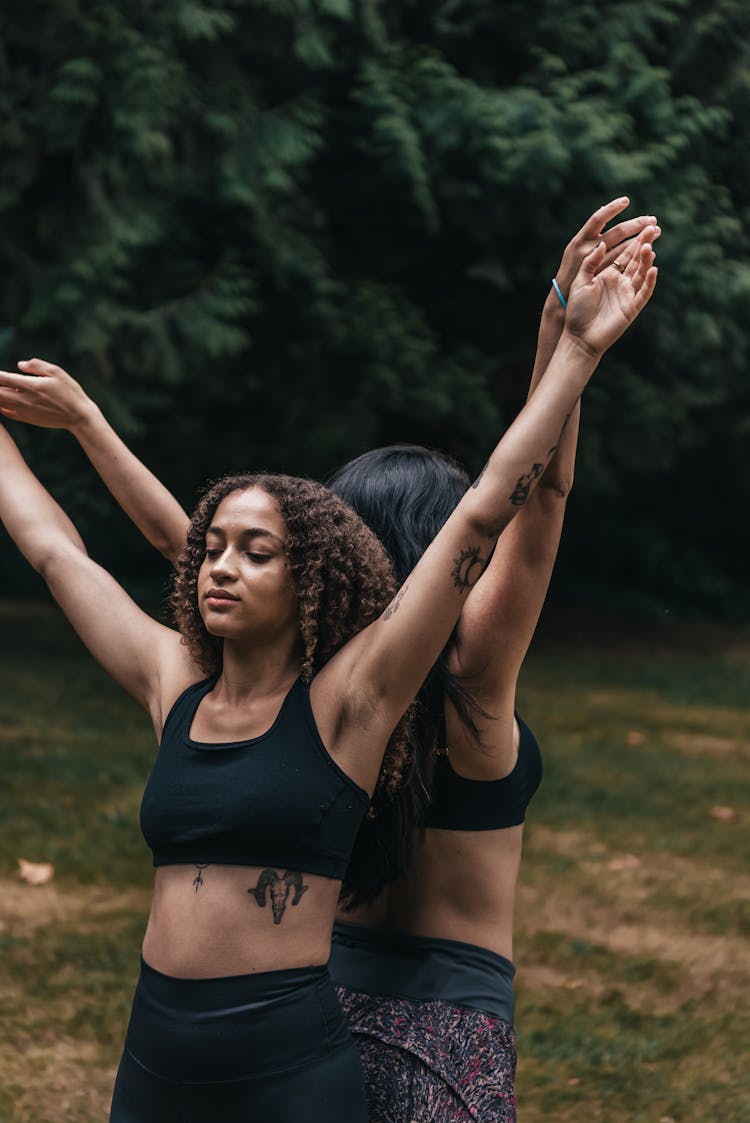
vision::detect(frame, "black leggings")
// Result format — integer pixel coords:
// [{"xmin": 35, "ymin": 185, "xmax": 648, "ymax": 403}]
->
[{"xmin": 109, "ymin": 958, "xmax": 368, "ymax": 1123}]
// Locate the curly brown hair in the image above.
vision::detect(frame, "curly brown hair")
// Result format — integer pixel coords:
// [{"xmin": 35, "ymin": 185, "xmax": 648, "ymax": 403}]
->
[{"xmin": 170, "ymin": 473, "xmax": 413, "ymax": 806}]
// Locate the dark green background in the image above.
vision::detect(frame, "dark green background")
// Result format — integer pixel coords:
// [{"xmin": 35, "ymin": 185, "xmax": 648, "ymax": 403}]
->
[{"xmin": 1, "ymin": 0, "xmax": 748, "ymax": 615}]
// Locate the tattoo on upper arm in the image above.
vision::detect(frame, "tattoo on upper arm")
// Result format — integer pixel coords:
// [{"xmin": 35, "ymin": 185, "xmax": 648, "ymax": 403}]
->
[
  {"xmin": 472, "ymin": 463, "xmax": 488, "ymax": 489},
  {"xmin": 383, "ymin": 585, "xmax": 408, "ymax": 621},
  {"xmin": 247, "ymin": 869, "xmax": 309, "ymax": 924},
  {"xmin": 192, "ymin": 864, "xmax": 209, "ymax": 892},
  {"xmin": 509, "ymin": 463, "xmax": 544, "ymax": 506},
  {"xmin": 451, "ymin": 545, "xmax": 489, "ymax": 591}
]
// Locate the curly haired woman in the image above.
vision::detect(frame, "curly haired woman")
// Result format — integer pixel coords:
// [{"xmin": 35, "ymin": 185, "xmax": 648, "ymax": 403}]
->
[{"xmin": 0, "ymin": 223, "xmax": 657, "ymax": 1121}]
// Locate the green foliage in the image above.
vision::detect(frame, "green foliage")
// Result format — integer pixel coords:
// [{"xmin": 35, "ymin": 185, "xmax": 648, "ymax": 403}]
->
[{"xmin": 0, "ymin": 0, "xmax": 747, "ymax": 611}]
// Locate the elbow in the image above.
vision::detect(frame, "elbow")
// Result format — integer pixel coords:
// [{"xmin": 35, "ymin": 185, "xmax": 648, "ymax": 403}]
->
[
  {"xmin": 152, "ymin": 520, "xmax": 189, "ymax": 568},
  {"xmin": 35, "ymin": 538, "xmax": 88, "ymax": 584},
  {"xmin": 153, "ymin": 535, "xmax": 182, "ymax": 566},
  {"xmin": 536, "ymin": 471, "xmax": 574, "ymax": 507},
  {"xmin": 34, "ymin": 543, "xmax": 63, "ymax": 581},
  {"xmin": 9, "ymin": 527, "xmax": 59, "ymax": 578}
]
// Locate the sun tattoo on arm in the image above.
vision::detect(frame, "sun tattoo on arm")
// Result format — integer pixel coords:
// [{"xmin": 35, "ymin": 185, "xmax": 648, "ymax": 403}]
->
[{"xmin": 451, "ymin": 545, "xmax": 490, "ymax": 592}]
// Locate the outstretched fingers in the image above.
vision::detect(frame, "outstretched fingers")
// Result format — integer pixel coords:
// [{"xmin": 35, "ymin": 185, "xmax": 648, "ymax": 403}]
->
[
  {"xmin": 582, "ymin": 197, "xmax": 630, "ymax": 241},
  {"xmin": 0, "ymin": 371, "xmax": 22, "ymax": 416},
  {"xmin": 602, "ymin": 214, "xmax": 657, "ymax": 251},
  {"xmin": 628, "ymin": 237, "xmax": 656, "ymax": 295},
  {"xmin": 609, "ymin": 224, "xmax": 660, "ymax": 275},
  {"xmin": 578, "ymin": 239, "xmax": 608, "ymax": 285},
  {"xmin": 622, "ymin": 225, "xmax": 656, "ymax": 277},
  {"xmin": 0, "ymin": 369, "xmax": 32, "ymax": 390},
  {"xmin": 17, "ymin": 358, "xmax": 60, "ymax": 377},
  {"xmin": 602, "ymin": 224, "xmax": 660, "ymax": 271},
  {"xmin": 633, "ymin": 264, "xmax": 658, "ymax": 314},
  {"xmin": 0, "ymin": 370, "xmax": 31, "ymax": 416}
]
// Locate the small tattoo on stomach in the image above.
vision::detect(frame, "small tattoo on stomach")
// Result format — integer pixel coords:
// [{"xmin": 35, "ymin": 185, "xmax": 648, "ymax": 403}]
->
[
  {"xmin": 191, "ymin": 862, "xmax": 209, "ymax": 889},
  {"xmin": 247, "ymin": 869, "xmax": 309, "ymax": 924}
]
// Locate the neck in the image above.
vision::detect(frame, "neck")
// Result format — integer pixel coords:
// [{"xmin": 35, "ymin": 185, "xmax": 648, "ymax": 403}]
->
[{"xmin": 216, "ymin": 635, "xmax": 304, "ymax": 703}]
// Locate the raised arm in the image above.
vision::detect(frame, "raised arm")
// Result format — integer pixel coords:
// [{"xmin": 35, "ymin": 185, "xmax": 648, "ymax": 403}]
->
[
  {"xmin": 316, "ymin": 231, "xmax": 658, "ymax": 778},
  {"xmin": 0, "ymin": 360, "xmax": 190, "ymax": 564},
  {"xmin": 450, "ymin": 208, "xmax": 661, "ymax": 711},
  {"xmin": 0, "ymin": 421, "xmax": 192, "ymax": 730}
]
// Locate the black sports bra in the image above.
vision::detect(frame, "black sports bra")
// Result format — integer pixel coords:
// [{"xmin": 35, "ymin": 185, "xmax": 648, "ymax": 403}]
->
[
  {"xmin": 424, "ymin": 713, "xmax": 542, "ymax": 830},
  {"xmin": 139, "ymin": 676, "xmax": 370, "ymax": 879}
]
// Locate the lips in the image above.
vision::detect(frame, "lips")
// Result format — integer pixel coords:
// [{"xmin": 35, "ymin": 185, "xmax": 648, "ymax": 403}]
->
[{"xmin": 204, "ymin": 588, "xmax": 239, "ymax": 602}]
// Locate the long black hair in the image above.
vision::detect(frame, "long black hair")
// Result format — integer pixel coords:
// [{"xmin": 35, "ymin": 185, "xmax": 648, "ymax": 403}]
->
[{"xmin": 329, "ymin": 445, "xmax": 484, "ymax": 908}]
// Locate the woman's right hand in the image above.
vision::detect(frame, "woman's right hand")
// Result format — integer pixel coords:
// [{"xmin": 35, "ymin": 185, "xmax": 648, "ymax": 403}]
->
[{"xmin": 0, "ymin": 358, "xmax": 92, "ymax": 431}]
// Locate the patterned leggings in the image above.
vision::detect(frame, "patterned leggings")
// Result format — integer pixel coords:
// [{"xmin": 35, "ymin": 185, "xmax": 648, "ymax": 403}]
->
[{"xmin": 336, "ymin": 986, "xmax": 517, "ymax": 1123}]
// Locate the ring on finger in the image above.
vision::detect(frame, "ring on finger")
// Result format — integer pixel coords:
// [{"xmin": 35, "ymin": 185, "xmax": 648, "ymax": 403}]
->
[{"xmin": 613, "ymin": 260, "xmax": 626, "ymax": 274}]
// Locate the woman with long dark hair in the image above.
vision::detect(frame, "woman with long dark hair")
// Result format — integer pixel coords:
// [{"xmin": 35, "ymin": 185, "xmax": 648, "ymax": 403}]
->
[
  {"xmin": 0, "ymin": 213, "xmax": 657, "ymax": 1120},
  {"xmin": 329, "ymin": 206, "xmax": 661, "ymax": 1123}
]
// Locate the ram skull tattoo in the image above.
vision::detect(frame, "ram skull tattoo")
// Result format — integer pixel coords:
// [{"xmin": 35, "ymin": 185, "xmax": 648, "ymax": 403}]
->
[{"xmin": 247, "ymin": 869, "xmax": 309, "ymax": 924}]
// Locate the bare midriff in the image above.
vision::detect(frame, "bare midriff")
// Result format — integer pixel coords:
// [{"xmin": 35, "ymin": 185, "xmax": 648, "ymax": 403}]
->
[
  {"xmin": 142, "ymin": 864, "xmax": 342, "ymax": 978},
  {"xmin": 339, "ymin": 824, "xmax": 524, "ymax": 961}
]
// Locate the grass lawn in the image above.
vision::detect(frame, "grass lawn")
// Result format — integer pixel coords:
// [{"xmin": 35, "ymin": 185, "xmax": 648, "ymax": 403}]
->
[{"xmin": 0, "ymin": 600, "xmax": 748, "ymax": 1121}]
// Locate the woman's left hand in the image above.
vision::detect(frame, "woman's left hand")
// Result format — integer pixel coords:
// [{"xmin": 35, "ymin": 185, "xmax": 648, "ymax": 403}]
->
[{"xmin": 563, "ymin": 225, "xmax": 659, "ymax": 358}]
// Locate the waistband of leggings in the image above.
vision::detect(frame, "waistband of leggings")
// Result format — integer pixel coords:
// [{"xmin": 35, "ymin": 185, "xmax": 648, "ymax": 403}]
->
[
  {"xmin": 140, "ymin": 956, "xmax": 329, "ymax": 1011},
  {"xmin": 330, "ymin": 921, "xmax": 515, "ymax": 1023},
  {"xmin": 332, "ymin": 922, "xmax": 515, "ymax": 975}
]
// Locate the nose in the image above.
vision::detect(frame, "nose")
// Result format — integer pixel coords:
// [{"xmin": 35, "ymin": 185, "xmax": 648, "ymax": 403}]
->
[{"xmin": 210, "ymin": 548, "xmax": 238, "ymax": 581}]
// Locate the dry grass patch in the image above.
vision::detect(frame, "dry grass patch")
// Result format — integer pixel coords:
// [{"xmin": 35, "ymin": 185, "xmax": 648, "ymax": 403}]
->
[{"xmin": 0, "ymin": 879, "xmax": 150, "ymax": 936}]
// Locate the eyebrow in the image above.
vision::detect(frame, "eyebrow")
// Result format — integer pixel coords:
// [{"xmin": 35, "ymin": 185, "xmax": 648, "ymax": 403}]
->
[{"xmin": 206, "ymin": 525, "xmax": 285, "ymax": 546}]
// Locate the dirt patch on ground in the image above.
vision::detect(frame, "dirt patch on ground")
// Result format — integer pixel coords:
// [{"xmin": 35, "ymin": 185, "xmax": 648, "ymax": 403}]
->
[
  {"xmin": 528, "ymin": 825, "xmax": 750, "ymax": 901},
  {"xmin": 518, "ymin": 825, "xmax": 750, "ymax": 1011},
  {"xmin": 664, "ymin": 731, "xmax": 749, "ymax": 756},
  {"xmin": 0, "ymin": 878, "xmax": 150, "ymax": 936},
  {"xmin": 517, "ymin": 879, "xmax": 750, "ymax": 1008}
]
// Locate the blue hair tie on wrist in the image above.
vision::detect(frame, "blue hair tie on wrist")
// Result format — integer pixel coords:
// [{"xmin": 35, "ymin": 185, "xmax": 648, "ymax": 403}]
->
[{"xmin": 551, "ymin": 278, "xmax": 567, "ymax": 308}]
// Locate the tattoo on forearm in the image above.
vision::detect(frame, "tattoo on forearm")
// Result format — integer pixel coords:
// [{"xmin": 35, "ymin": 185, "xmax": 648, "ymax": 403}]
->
[
  {"xmin": 383, "ymin": 585, "xmax": 408, "ymax": 621},
  {"xmin": 247, "ymin": 869, "xmax": 309, "ymax": 924},
  {"xmin": 509, "ymin": 463, "xmax": 544, "ymax": 506},
  {"xmin": 451, "ymin": 545, "xmax": 489, "ymax": 591},
  {"xmin": 192, "ymin": 864, "xmax": 209, "ymax": 892}
]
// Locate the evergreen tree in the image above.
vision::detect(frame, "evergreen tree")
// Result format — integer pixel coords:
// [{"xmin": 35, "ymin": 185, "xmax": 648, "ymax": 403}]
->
[{"xmin": 0, "ymin": 0, "xmax": 747, "ymax": 612}]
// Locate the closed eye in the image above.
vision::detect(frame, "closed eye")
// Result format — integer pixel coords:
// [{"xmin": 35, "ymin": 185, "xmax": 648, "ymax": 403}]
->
[{"xmin": 247, "ymin": 553, "xmax": 273, "ymax": 563}]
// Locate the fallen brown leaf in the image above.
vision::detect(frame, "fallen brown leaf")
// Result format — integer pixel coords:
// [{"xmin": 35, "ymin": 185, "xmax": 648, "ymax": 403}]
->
[
  {"xmin": 710, "ymin": 806, "xmax": 740, "ymax": 823},
  {"xmin": 608, "ymin": 854, "xmax": 642, "ymax": 871},
  {"xmin": 17, "ymin": 858, "xmax": 55, "ymax": 886}
]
